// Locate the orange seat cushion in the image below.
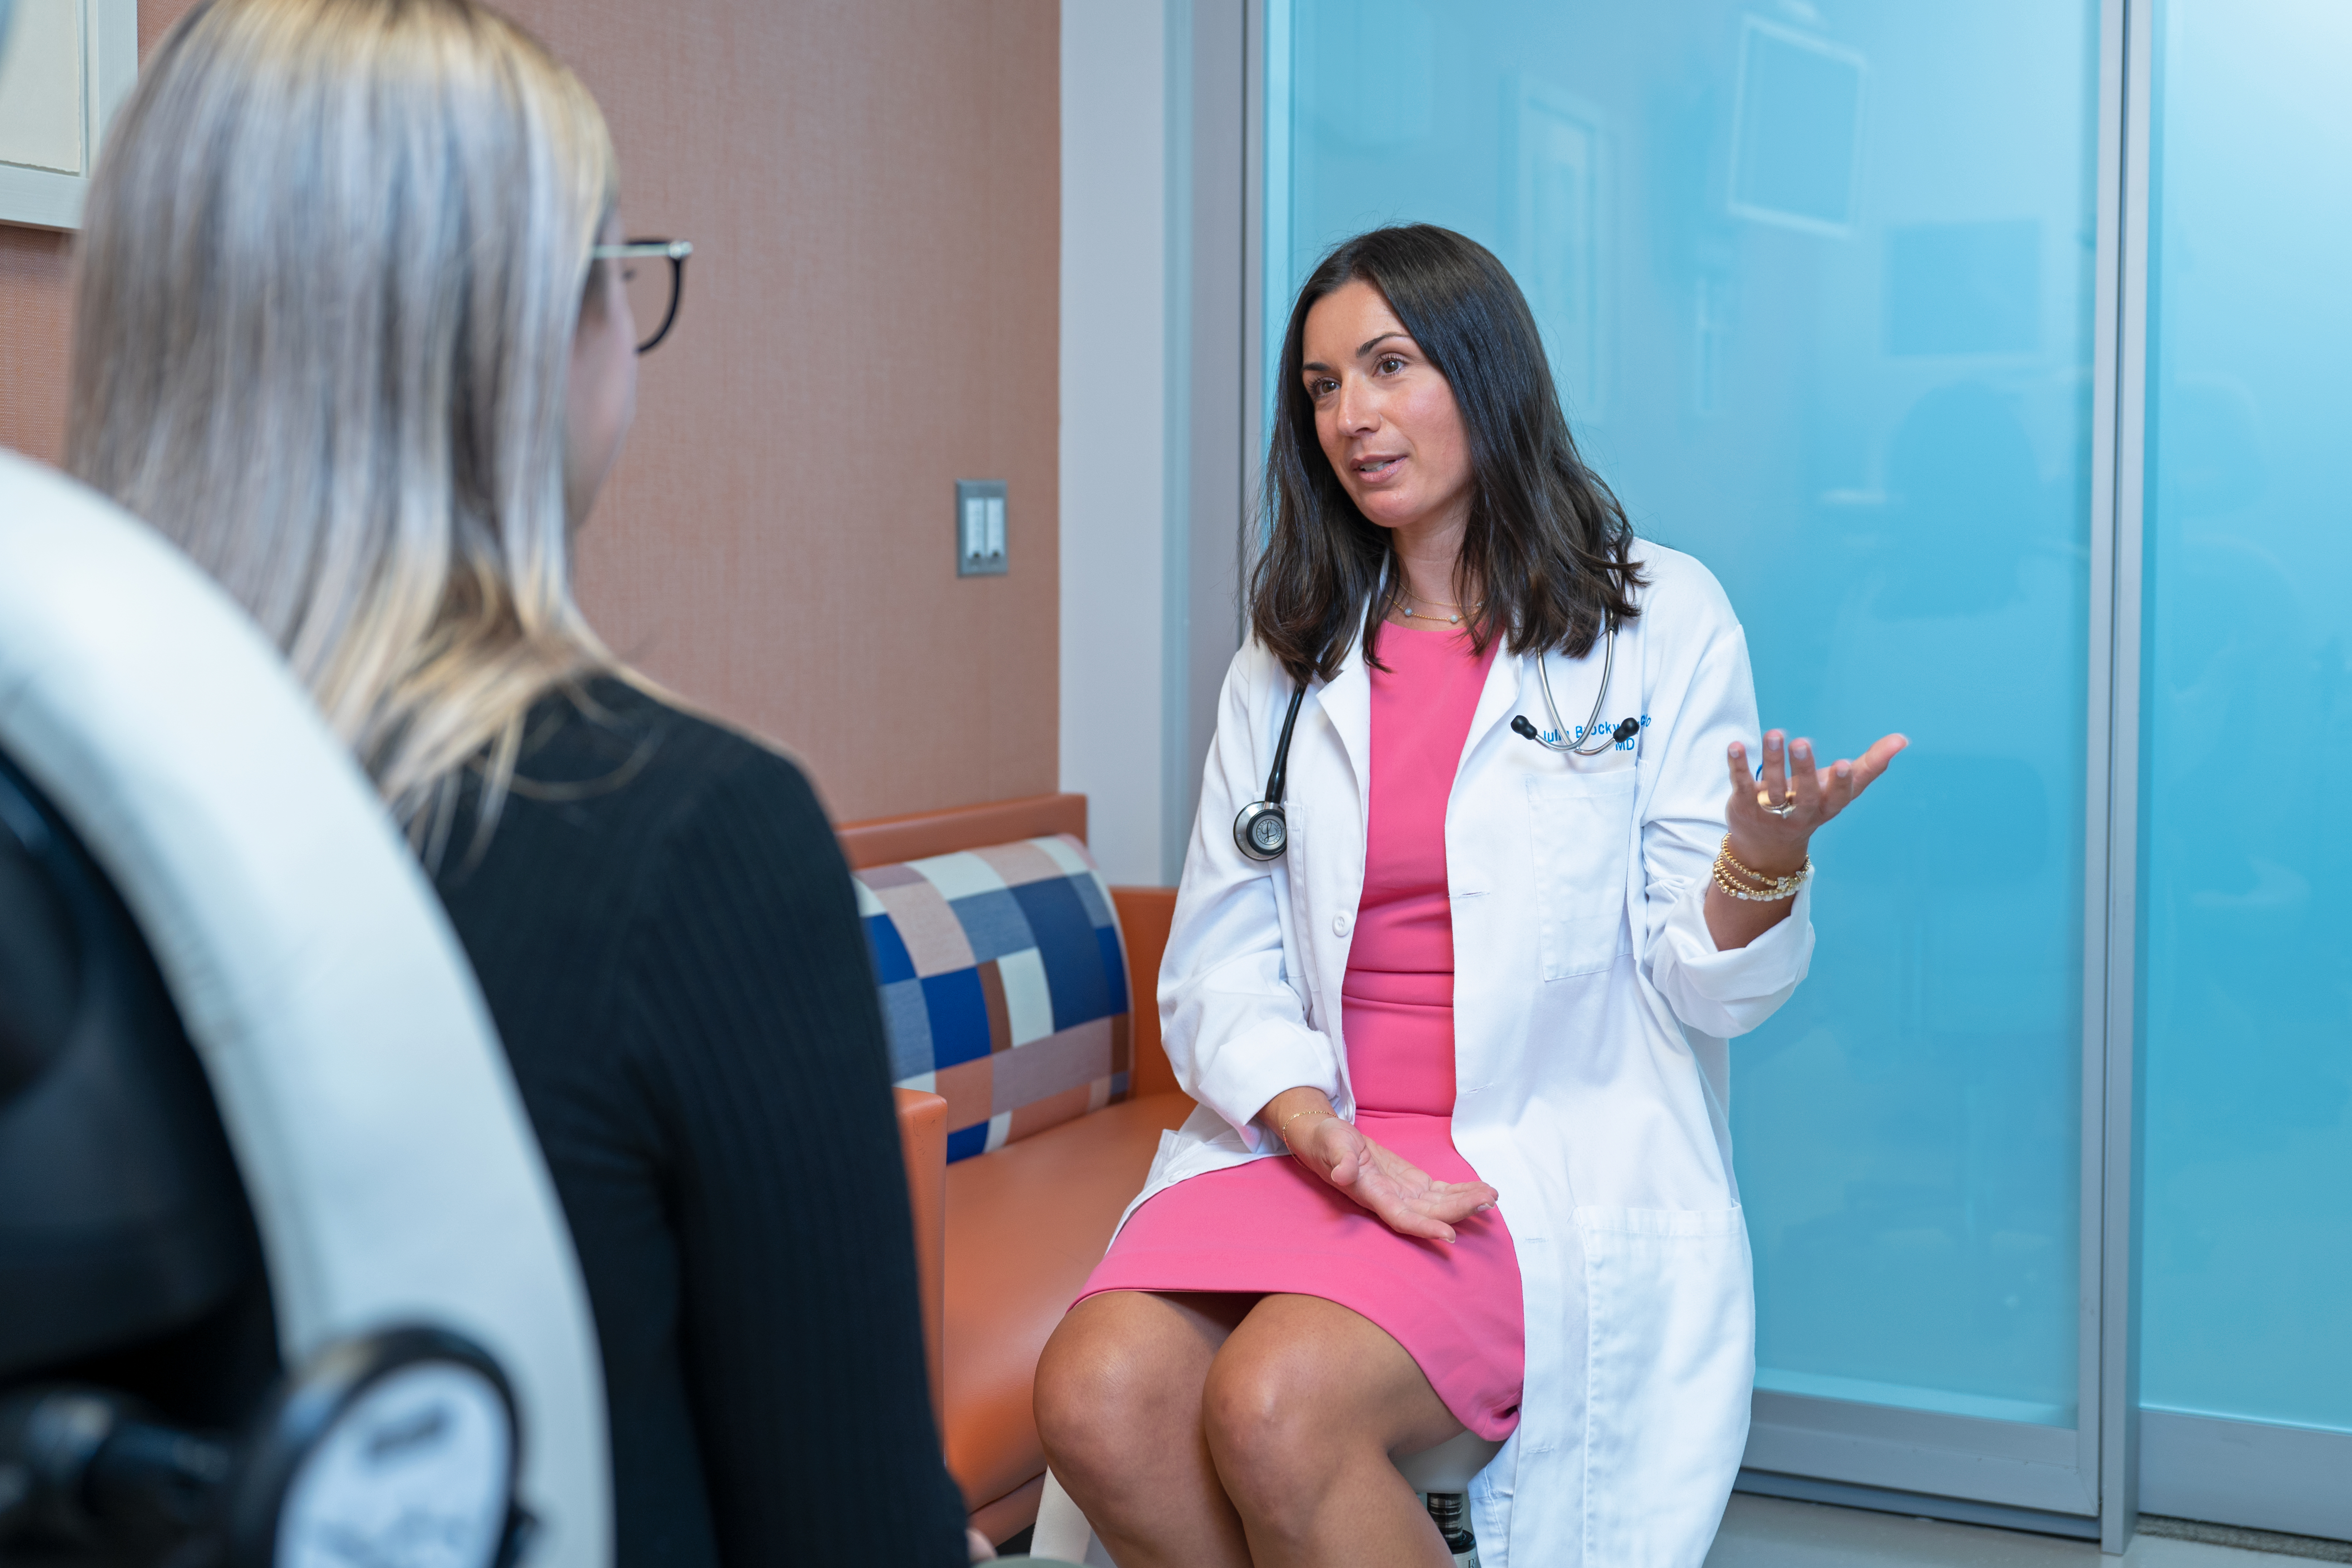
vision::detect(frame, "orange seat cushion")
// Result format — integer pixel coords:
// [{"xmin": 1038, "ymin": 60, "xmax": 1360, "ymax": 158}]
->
[{"xmin": 939, "ymin": 1089, "xmax": 1195, "ymax": 1510}]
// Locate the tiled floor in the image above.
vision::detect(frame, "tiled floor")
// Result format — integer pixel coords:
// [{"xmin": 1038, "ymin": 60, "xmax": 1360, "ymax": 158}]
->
[
  {"xmin": 1006, "ymin": 1491, "xmax": 2339, "ymax": 1565},
  {"xmin": 1709, "ymin": 1496, "xmax": 2302, "ymax": 1567}
]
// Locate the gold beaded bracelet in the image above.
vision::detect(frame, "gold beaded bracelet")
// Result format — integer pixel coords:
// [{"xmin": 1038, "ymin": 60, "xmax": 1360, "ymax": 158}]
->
[
  {"xmin": 1713, "ymin": 834, "xmax": 1811, "ymax": 902},
  {"xmin": 1713, "ymin": 847, "xmax": 1788, "ymax": 894}
]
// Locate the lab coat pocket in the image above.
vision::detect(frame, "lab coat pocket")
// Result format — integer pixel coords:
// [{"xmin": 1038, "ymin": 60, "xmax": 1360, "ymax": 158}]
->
[
  {"xmin": 1528, "ymin": 771, "xmax": 1638, "ymax": 980},
  {"xmin": 1574, "ymin": 1205, "xmax": 1753, "ymax": 1567}
]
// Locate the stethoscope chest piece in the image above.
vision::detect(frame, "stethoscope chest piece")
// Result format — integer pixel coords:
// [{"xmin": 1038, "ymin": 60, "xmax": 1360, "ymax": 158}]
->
[{"xmin": 1234, "ymin": 800, "xmax": 1289, "ymax": 861}]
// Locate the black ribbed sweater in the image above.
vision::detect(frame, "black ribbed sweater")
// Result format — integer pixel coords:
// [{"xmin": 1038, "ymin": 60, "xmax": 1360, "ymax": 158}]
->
[{"xmin": 432, "ymin": 678, "xmax": 966, "ymax": 1568}]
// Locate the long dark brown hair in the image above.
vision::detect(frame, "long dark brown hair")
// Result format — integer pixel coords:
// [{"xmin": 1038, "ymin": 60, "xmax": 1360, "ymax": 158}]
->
[{"xmin": 1249, "ymin": 224, "xmax": 1642, "ymax": 682}]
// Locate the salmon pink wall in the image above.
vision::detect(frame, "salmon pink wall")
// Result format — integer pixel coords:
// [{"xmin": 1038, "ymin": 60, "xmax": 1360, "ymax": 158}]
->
[{"xmin": 0, "ymin": 0, "xmax": 1060, "ymax": 821}]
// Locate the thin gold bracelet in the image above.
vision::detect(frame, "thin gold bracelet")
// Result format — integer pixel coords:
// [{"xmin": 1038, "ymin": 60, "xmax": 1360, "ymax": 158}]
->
[{"xmin": 1278, "ymin": 1107, "xmax": 1335, "ymax": 1144}]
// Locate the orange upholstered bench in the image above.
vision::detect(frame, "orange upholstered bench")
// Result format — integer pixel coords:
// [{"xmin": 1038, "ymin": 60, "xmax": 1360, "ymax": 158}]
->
[{"xmin": 840, "ymin": 793, "xmax": 1192, "ymax": 1546}]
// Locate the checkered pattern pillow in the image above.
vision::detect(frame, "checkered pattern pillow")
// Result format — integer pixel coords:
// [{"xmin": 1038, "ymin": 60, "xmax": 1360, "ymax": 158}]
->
[{"xmin": 858, "ymin": 835, "xmax": 1131, "ymax": 1161}]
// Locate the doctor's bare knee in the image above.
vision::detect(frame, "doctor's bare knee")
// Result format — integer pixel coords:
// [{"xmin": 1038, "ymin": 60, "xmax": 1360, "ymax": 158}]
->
[
  {"xmin": 1199, "ymin": 1343, "xmax": 1349, "ymax": 1521},
  {"xmin": 1034, "ymin": 1318, "xmax": 1184, "ymax": 1506}
]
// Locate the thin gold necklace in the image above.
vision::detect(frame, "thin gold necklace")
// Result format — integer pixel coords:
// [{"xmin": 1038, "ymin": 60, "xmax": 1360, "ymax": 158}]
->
[{"xmin": 1399, "ymin": 592, "xmax": 1480, "ymax": 626}]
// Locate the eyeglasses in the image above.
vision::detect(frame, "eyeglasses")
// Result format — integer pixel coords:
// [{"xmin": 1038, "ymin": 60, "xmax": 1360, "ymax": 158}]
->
[{"xmin": 588, "ymin": 238, "xmax": 693, "ymax": 354}]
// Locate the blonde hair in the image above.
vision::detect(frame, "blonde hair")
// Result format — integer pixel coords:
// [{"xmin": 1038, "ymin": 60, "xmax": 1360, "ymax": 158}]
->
[{"xmin": 67, "ymin": 0, "xmax": 618, "ymax": 860}]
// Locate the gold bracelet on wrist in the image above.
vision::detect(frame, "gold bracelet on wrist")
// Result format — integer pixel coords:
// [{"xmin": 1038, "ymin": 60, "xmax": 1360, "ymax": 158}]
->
[
  {"xmin": 1713, "ymin": 861, "xmax": 1792, "ymax": 902},
  {"xmin": 1712, "ymin": 853, "xmax": 1785, "ymax": 895},
  {"xmin": 1713, "ymin": 834, "xmax": 1811, "ymax": 902},
  {"xmin": 1278, "ymin": 1107, "xmax": 1334, "ymax": 1144},
  {"xmin": 1715, "ymin": 838, "xmax": 1810, "ymax": 899}
]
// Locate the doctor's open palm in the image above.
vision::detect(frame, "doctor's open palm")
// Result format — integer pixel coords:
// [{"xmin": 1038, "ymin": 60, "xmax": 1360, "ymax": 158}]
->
[
  {"xmin": 1293, "ymin": 1114, "xmax": 1498, "ymax": 1244},
  {"xmin": 1705, "ymin": 725, "xmax": 1909, "ymax": 945}
]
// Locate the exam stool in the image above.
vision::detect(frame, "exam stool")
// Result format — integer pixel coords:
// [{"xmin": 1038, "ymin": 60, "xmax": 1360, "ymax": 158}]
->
[{"xmin": 1029, "ymin": 1428, "xmax": 1506, "ymax": 1563}]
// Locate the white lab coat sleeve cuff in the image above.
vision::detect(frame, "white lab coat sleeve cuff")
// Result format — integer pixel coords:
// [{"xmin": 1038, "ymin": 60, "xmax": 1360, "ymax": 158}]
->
[
  {"xmin": 1648, "ymin": 872, "xmax": 1815, "ymax": 1038},
  {"xmin": 1186, "ymin": 1012, "xmax": 1344, "ymax": 1151}
]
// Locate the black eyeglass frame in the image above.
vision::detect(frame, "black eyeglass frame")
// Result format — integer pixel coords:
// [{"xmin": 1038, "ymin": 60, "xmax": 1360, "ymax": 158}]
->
[{"xmin": 589, "ymin": 238, "xmax": 693, "ymax": 354}]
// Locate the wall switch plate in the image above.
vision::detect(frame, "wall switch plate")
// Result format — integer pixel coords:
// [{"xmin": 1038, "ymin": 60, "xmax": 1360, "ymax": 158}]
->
[{"xmin": 956, "ymin": 480, "xmax": 1008, "ymax": 576}]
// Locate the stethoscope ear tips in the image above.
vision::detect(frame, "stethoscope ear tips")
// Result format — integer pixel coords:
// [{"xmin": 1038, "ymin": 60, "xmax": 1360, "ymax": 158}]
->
[{"xmin": 1514, "ymin": 712, "xmax": 1642, "ymax": 750}]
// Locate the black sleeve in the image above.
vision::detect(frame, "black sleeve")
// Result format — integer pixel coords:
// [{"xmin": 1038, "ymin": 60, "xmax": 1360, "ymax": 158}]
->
[{"xmin": 614, "ymin": 745, "xmax": 968, "ymax": 1568}]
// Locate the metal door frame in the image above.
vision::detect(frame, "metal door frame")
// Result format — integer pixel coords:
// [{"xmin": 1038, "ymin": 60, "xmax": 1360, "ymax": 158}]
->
[{"xmin": 2097, "ymin": 0, "xmax": 2155, "ymax": 1548}]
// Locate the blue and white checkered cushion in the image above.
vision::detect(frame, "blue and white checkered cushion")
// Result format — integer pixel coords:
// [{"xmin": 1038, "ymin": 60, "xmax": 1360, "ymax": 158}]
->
[{"xmin": 856, "ymin": 835, "xmax": 1130, "ymax": 1161}]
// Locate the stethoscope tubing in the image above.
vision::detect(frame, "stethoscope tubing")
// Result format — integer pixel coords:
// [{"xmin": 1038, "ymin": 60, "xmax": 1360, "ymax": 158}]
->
[
  {"xmin": 1234, "ymin": 683, "xmax": 1308, "ymax": 862},
  {"xmin": 1532, "ymin": 619, "xmax": 1622, "ymax": 755}
]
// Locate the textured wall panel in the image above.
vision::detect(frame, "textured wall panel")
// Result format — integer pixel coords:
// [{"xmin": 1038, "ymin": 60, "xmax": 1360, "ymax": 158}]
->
[{"xmin": 0, "ymin": 0, "xmax": 1059, "ymax": 822}]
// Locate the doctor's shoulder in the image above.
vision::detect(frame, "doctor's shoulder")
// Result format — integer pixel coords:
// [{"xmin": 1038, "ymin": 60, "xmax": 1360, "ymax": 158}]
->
[
  {"xmin": 1221, "ymin": 637, "xmax": 1293, "ymax": 710},
  {"xmin": 1622, "ymin": 538, "xmax": 1743, "ymax": 649}
]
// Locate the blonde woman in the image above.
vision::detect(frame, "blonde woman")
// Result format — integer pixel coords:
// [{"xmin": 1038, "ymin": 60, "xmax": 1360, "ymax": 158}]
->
[{"xmin": 65, "ymin": 3, "xmax": 972, "ymax": 1563}]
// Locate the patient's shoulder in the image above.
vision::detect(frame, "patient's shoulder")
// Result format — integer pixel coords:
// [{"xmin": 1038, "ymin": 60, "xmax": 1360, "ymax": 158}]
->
[
  {"xmin": 439, "ymin": 674, "xmax": 840, "ymax": 926},
  {"xmin": 435, "ymin": 676, "xmax": 859, "ymax": 1088},
  {"xmin": 511, "ymin": 675, "xmax": 822, "ymax": 832}
]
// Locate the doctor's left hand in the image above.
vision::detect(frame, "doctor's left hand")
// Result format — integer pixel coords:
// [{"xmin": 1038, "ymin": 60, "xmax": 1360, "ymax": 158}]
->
[
  {"xmin": 1725, "ymin": 727, "xmax": 1909, "ymax": 866},
  {"xmin": 1706, "ymin": 727, "xmax": 1907, "ymax": 950},
  {"xmin": 1264, "ymin": 1087, "xmax": 1498, "ymax": 1245}
]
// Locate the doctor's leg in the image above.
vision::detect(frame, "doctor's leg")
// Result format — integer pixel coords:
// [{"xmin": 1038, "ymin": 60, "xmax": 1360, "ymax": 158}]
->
[
  {"xmin": 1034, "ymin": 1289, "xmax": 1258, "ymax": 1568},
  {"xmin": 1203, "ymin": 1293, "xmax": 1464, "ymax": 1568}
]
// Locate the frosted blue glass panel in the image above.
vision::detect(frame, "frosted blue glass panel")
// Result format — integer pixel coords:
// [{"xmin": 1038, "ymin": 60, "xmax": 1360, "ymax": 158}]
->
[
  {"xmin": 1275, "ymin": 2, "xmax": 2100, "ymax": 1424},
  {"xmin": 2141, "ymin": 0, "xmax": 2352, "ymax": 1435}
]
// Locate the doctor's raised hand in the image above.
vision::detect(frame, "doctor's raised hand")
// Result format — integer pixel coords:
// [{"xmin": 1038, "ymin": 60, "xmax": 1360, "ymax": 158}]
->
[{"xmin": 1707, "ymin": 726, "xmax": 1909, "ymax": 950}]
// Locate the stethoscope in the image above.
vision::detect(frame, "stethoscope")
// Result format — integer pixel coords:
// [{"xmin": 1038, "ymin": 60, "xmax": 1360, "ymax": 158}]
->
[
  {"xmin": 1511, "ymin": 617, "xmax": 1641, "ymax": 755},
  {"xmin": 1232, "ymin": 620, "xmax": 1635, "ymax": 863}
]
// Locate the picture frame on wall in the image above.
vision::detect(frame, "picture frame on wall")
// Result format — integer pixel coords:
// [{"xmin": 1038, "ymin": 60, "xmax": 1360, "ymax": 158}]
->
[
  {"xmin": 1511, "ymin": 78, "xmax": 1614, "ymax": 421},
  {"xmin": 1726, "ymin": 14, "xmax": 1869, "ymax": 240},
  {"xmin": 0, "ymin": 0, "xmax": 137, "ymax": 231}
]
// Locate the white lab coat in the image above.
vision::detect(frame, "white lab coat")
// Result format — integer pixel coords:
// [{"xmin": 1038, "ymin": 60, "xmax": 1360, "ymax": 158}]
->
[{"xmin": 1129, "ymin": 542, "xmax": 1813, "ymax": 1567}]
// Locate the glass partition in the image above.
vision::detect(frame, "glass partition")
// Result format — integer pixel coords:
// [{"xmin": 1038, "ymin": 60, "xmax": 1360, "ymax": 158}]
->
[
  {"xmin": 2141, "ymin": 0, "xmax": 2352, "ymax": 1439},
  {"xmin": 1270, "ymin": 0, "xmax": 2104, "ymax": 1482}
]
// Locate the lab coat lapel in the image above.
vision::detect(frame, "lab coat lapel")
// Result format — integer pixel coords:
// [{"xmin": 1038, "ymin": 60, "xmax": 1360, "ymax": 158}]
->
[
  {"xmin": 1302, "ymin": 632, "xmax": 1371, "ymax": 1083},
  {"xmin": 1458, "ymin": 642, "xmax": 1527, "ymax": 775},
  {"xmin": 1316, "ymin": 632, "xmax": 1373, "ymax": 811}
]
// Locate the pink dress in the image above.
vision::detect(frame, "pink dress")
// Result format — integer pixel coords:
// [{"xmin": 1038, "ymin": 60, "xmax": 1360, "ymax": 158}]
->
[{"xmin": 1076, "ymin": 622, "xmax": 1526, "ymax": 1439}]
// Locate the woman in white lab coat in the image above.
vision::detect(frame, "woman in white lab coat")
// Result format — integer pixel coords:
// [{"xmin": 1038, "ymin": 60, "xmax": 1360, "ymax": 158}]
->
[{"xmin": 1034, "ymin": 225, "xmax": 1904, "ymax": 1568}]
